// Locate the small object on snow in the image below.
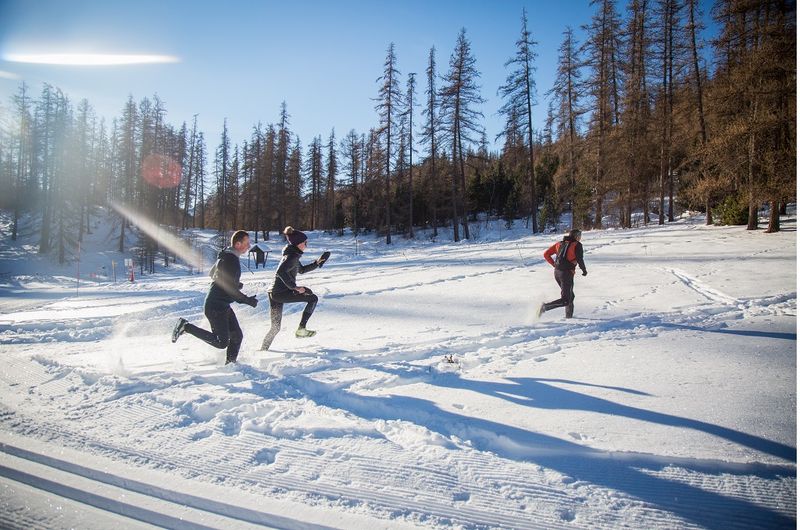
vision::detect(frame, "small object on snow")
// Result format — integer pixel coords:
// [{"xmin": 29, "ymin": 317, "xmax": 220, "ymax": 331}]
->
[
  {"xmin": 536, "ymin": 303, "xmax": 546, "ymax": 319},
  {"xmin": 444, "ymin": 354, "xmax": 456, "ymax": 364},
  {"xmin": 296, "ymin": 326, "xmax": 316, "ymax": 338},
  {"xmin": 171, "ymin": 318, "xmax": 188, "ymax": 343}
]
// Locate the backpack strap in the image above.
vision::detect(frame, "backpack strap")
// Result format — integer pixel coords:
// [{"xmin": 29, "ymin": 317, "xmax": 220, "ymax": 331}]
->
[{"xmin": 555, "ymin": 240, "xmax": 573, "ymax": 270}]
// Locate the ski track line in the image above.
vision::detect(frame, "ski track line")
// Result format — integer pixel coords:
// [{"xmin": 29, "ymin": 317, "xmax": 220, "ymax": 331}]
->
[
  {"xmin": 666, "ymin": 268, "xmax": 741, "ymax": 305},
  {"xmin": 0, "ymin": 440, "xmax": 330, "ymax": 530},
  {"xmin": 0, "ymin": 478, "xmax": 158, "ymax": 530}
]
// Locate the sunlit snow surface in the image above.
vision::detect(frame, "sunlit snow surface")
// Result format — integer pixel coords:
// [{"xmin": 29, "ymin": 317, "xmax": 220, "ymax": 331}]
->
[{"xmin": 0, "ymin": 212, "xmax": 795, "ymax": 529}]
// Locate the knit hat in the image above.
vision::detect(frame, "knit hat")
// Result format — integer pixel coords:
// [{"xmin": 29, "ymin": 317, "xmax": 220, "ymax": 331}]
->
[{"xmin": 284, "ymin": 226, "xmax": 307, "ymax": 247}]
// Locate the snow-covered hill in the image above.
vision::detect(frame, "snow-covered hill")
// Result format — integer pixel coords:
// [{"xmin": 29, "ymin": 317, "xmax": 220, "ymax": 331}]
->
[{"xmin": 0, "ymin": 212, "xmax": 795, "ymax": 529}]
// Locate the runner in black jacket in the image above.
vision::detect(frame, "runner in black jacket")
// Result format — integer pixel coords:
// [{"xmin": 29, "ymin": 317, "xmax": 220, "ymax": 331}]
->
[
  {"xmin": 260, "ymin": 226, "xmax": 329, "ymax": 350},
  {"xmin": 171, "ymin": 230, "xmax": 258, "ymax": 364}
]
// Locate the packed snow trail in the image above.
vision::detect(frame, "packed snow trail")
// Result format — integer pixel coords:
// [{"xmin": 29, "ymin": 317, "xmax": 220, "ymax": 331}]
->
[{"xmin": 0, "ymin": 214, "xmax": 795, "ymax": 529}]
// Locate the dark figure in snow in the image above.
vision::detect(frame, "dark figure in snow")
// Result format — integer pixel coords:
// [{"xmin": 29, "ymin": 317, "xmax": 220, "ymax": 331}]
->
[
  {"xmin": 537, "ymin": 229, "xmax": 588, "ymax": 319},
  {"xmin": 171, "ymin": 230, "xmax": 258, "ymax": 364},
  {"xmin": 260, "ymin": 226, "xmax": 330, "ymax": 350}
]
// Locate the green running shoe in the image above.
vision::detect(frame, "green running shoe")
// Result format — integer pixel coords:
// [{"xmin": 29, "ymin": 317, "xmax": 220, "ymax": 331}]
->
[{"xmin": 295, "ymin": 327, "xmax": 316, "ymax": 338}]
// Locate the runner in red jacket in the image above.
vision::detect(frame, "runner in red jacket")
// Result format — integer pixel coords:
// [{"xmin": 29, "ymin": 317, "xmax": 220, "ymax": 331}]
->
[{"xmin": 538, "ymin": 229, "xmax": 588, "ymax": 319}]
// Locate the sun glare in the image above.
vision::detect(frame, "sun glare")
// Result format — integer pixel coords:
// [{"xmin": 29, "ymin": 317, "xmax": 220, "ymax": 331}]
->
[
  {"xmin": 4, "ymin": 53, "xmax": 179, "ymax": 66},
  {"xmin": 109, "ymin": 201, "xmax": 203, "ymax": 269}
]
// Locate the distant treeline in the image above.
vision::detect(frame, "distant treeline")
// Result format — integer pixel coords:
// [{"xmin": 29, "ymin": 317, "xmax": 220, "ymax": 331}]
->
[{"xmin": 0, "ymin": 0, "xmax": 795, "ymax": 264}]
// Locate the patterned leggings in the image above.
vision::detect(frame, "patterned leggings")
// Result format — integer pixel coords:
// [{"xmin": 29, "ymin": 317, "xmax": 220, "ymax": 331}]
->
[{"xmin": 260, "ymin": 289, "xmax": 318, "ymax": 350}]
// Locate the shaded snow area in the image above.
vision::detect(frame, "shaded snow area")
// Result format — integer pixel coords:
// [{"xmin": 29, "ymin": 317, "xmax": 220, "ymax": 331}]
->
[{"xmin": 0, "ymin": 214, "xmax": 795, "ymax": 529}]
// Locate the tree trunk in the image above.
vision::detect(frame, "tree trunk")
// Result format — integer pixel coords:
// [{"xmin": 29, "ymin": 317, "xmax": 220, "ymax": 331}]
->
[
  {"xmin": 450, "ymin": 140, "xmax": 460, "ymax": 242},
  {"xmin": 746, "ymin": 109, "xmax": 758, "ymax": 231},
  {"xmin": 12, "ymin": 206, "xmax": 19, "ymax": 241},
  {"xmin": 431, "ymin": 156, "xmax": 438, "ymax": 237},
  {"xmin": 385, "ymin": 171, "xmax": 392, "ymax": 244},
  {"xmin": 457, "ymin": 126, "xmax": 470, "ymax": 240},
  {"xmin": 594, "ymin": 140, "xmax": 603, "ymax": 229},
  {"xmin": 408, "ymin": 119, "xmax": 414, "ymax": 240},
  {"xmin": 687, "ymin": 0, "xmax": 706, "ymax": 224},
  {"xmin": 766, "ymin": 200, "xmax": 780, "ymax": 233},
  {"xmin": 526, "ymin": 80, "xmax": 537, "ymax": 234}
]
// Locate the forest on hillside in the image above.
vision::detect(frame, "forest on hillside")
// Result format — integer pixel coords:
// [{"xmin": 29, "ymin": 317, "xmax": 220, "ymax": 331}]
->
[{"xmin": 0, "ymin": 0, "xmax": 795, "ymax": 266}]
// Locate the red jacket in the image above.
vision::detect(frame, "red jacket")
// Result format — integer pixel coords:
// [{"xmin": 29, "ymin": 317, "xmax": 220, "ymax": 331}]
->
[{"xmin": 544, "ymin": 238, "xmax": 587, "ymax": 273}]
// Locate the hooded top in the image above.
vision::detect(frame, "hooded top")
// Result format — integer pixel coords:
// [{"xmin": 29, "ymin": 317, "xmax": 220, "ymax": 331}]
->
[
  {"xmin": 271, "ymin": 244, "xmax": 319, "ymax": 296},
  {"xmin": 206, "ymin": 249, "xmax": 250, "ymax": 307},
  {"xmin": 543, "ymin": 236, "xmax": 587, "ymax": 274}
]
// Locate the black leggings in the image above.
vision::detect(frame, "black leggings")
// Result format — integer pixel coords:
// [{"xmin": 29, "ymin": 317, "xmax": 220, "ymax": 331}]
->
[
  {"xmin": 543, "ymin": 269, "xmax": 575, "ymax": 317},
  {"xmin": 183, "ymin": 304, "xmax": 243, "ymax": 362},
  {"xmin": 260, "ymin": 289, "xmax": 318, "ymax": 350}
]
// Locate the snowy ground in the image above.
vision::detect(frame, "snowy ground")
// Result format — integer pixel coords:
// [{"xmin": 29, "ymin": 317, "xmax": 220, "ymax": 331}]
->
[{"xmin": 0, "ymin": 212, "xmax": 796, "ymax": 529}]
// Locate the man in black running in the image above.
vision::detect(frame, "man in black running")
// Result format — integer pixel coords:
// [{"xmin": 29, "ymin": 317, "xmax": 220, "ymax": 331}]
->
[
  {"xmin": 172, "ymin": 230, "xmax": 258, "ymax": 364},
  {"xmin": 260, "ymin": 226, "xmax": 329, "ymax": 350}
]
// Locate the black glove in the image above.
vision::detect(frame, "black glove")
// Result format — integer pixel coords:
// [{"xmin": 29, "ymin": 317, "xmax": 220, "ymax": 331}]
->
[
  {"xmin": 318, "ymin": 251, "xmax": 331, "ymax": 267},
  {"xmin": 245, "ymin": 296, "xmax": 258, "ymax": 308},
  {"xmin": 582, "ymin": 270, "xmax": 588, "ymax": 276}
]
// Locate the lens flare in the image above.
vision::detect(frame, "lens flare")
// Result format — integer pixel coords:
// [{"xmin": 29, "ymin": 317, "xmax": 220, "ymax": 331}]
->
[
  {"xmin": 142, "ymin": 153, "xmax": 182, "ymax": 189},
  {"xmin": 110, "ymin": 200, "xmax": 203, "ymax": 269},
  {"xmin": 4, "ymin": 53, "xmax": 179, "ymax": 66}
]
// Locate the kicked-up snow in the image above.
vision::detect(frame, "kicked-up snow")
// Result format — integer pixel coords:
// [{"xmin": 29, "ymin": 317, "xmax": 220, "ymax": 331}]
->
[{"xmin": 0, "ymin": 213, "xmax": 795, "ymax": 529}]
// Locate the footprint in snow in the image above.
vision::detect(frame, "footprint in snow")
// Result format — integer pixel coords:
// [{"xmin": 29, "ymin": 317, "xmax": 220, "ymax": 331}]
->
[
  {"xmin": 220, "ymin": 414, "xmax": 241, "ymax": 436},
  {"xmin": 453, "ymin": 492, "xmax": 470, "ymax": 503},
  {"xmin": 190, "ymin": 429, "xmax": 212, "ymax": 441},
  {"xmin": 253, "ymin": 448, "xmax": 277, "ymax": 465},
  {"xmin": 559, "ymin": 508, "xmax": 576, "ymax": 522},
  {"xmin": 568, "ymin": 432, "xmax": 591, "ymax": 441}
]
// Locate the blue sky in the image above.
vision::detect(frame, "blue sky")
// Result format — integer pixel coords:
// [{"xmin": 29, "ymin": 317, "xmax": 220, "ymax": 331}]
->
[{"xmin": 0, "ymin": 0, "xmax": 717, "ymax": 153}]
